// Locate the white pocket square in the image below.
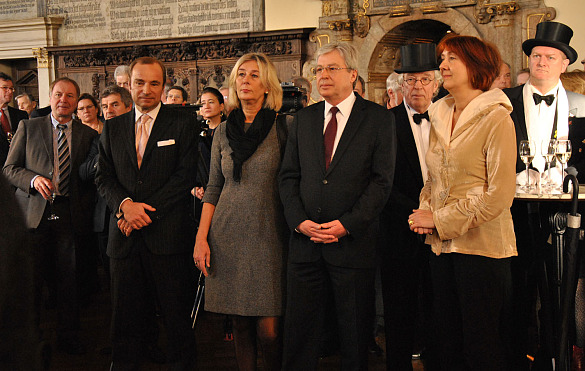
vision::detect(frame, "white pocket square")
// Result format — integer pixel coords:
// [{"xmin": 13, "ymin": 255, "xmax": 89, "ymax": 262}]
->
[{"xmin": 157, "ymin": 139, "xmax": 175, "ymax": 147}]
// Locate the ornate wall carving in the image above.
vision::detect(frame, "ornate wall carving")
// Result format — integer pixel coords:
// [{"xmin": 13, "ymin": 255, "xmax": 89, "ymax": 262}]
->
[{"xmin": 49, "ymin": 28, "xmax": 312, "ymax": 102}]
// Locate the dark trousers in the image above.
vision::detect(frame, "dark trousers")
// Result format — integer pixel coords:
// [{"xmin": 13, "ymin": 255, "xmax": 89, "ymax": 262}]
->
[
  {"xmin": 282, "ymin": 258, "xmax": 375, "ymax": 371},
  {"xmin": 30, "ymin": 198, "xmax": 80, "ymax": 339},
  {"xmin": 429, "ymin": 252, "xmax": 512, "ymax": 371},
  {"xmin": 380, "ymin": 243, "xmax": 438, "ymax": 371},
  {"xmin": 109, "ymin": 234, "xmax": 196, "ymax": 369}
]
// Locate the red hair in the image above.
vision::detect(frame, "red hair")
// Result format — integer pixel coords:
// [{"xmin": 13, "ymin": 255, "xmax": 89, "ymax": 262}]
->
[{"xmin": 437, "ymin": 35, "xmax": 502, "ymax": 91}]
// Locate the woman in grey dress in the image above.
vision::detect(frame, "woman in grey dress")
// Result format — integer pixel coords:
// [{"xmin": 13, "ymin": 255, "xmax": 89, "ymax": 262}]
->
[{"xmin": 193, "ymin": 53, "xmax": 287, "ymax": 371}]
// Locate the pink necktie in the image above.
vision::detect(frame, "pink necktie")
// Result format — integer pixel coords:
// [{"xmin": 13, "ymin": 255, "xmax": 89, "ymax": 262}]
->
[{"xmin": 136, "ymin": 114, "xmax": 150, "ymax": 168}]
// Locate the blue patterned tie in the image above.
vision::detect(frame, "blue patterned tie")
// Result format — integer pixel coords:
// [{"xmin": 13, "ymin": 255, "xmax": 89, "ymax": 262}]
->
[{"xmin": 57, "ymin": 124, "xmax": 70, "ymax": 196}]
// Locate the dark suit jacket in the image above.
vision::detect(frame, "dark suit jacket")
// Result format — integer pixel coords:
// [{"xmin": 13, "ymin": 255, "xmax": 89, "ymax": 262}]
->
[
  {"xmin": 0, "ymin": 106, "xmax": 28, "ymax": 166},
  {"xmin": 79, "ymin": 134, "xmax": 108, "ymax": 232},
  {"xmin": 379, "ymin": 103, "xmax": 425, "ymax": 260},
  {"xmin": 504, "ymin": 84, "xmax": 585, "ymax": 173},
  {"xmin": 2, "ymin": 115, "xmax": 97, "ymax": 232},
  {"xmin": 279, "ymin": 93, "xmax": 396, "ymax": 269},
  {"xmin": 95, "ymin": 105, "xmax": 198, "ymax": 259},
  {"xmin": 29, "ymin": 105, "xmax": 51, "ymax": 119}
]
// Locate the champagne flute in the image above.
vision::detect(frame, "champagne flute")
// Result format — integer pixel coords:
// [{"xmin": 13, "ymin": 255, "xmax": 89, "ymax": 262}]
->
[
  {"xmin": 47, "ymin": 191, "xmax": 59, "ymax": 220},
  {"xmin": 519, "ymin": 140, "xmax": 536, "ymax": 191},
  {"xmin": 541, "ymin": 139, "xmax": 556, "ymax": 192},
  {"xmin": 555, "ymin": 139, "xmax": 572, "ymax": 189}
]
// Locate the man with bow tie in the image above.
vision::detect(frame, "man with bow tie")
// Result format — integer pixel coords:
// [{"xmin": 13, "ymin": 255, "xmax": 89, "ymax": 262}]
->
[
  {"xmin": 504, "ymin": 21, "xmax": 585, "ymax": 370},
  {"xmin": 378, "ymin": 42, "xmax": 441, "ymax": 370}
]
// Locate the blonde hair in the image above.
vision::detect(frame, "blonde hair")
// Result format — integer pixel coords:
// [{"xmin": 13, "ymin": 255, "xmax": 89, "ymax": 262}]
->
[
  {"xmin": 561, "ymin": 70, "xmax": 585, "ymax": 95},
  {"xmin": 228, "ymin": 53, "xmax": 283, "ymax": 111}
]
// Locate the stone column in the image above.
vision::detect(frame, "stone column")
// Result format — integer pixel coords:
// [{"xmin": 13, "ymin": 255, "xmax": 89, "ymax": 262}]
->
[{"xmin": 33, "ymin": 47, "xmax": 54, "ymax": 107}]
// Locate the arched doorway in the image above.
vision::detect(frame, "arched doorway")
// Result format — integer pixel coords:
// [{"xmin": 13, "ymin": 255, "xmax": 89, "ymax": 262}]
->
[{"xmin": 367, "ymin": 19, "xmax": 452, "ymax": 104}]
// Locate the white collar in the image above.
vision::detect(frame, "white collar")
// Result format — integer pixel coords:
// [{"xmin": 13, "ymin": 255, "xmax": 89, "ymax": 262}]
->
[{"xmin": 324, "ymin": 92, "xmax": 356, "ymax": 118}]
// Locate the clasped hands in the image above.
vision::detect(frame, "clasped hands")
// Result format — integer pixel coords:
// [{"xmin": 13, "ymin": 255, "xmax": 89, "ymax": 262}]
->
[
  {"xmin": 117, "ymin": 200, "xmax": 156, "ymax": 237},
  {"xmin": 296, "ymin": 219, "xmax": 347, "ymax": 243},
  {"xmin": 408, "ymin": 209, "xmax": 435, "ymax": 235}
]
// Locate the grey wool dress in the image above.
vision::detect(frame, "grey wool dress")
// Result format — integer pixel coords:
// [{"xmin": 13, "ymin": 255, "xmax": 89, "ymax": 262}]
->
[{"xmin": 201, "ymin": 120, "xmax": 288, "ymax": 316}]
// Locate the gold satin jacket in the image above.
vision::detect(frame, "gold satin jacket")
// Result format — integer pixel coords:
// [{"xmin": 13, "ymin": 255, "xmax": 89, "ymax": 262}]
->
[{"xmin": 421, "ymin": 89, "xmax": 518, "ymax": 258}]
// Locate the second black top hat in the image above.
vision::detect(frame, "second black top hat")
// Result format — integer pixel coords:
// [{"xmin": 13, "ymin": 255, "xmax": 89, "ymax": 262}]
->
[
  {"xmin": 522, "ymin": 21, "xmax": 578, "ymax": 64},
  {"xmin": 394, "ymin": 43, "xmax": 439, "ymax": 73}
]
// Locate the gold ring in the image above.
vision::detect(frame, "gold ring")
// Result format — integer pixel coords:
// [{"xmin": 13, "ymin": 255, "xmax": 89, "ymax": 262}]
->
[
  {"xmin": 408, "ymin": 220, "xmax": 414, "ymax": 225},
  {"xmin": 194, "ymin": 261, "xmax": 198, "ymax": 265}
]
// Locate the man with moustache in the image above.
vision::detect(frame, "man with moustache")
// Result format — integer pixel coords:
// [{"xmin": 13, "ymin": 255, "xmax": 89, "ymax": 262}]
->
[
  {"xmin": 96, "ymin": 57, "xmax": 198, "ymax": 370},
  {"xmin": 279, "ymin": 42, "xmax": 396, "ymax": 370},
  {"xmin": 379, "ymin": 43, "xmax": 441, "ymax": 371},
  {"xmin": 3, "ymin": 77, "xmax": 97, "ymax": 354},
  {"xmin": 504, "ymin": 21, "xmax": 585, "ymax": 369},
  {"xmin": 0, "ymin": 72, "xmax": 28, "ymax": 166}
]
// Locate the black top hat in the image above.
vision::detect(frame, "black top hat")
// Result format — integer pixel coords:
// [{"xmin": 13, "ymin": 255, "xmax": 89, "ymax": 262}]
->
[
  {"xmin": 522, "ymin": 21, "xmax": 578, "ymax": 64},
  {"xmin": 394, "ymin": 43, "xmax": 439, "ymax": 73}
]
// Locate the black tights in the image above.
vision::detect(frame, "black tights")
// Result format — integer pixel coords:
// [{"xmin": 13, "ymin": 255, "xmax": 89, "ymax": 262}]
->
[{"xmin": 232, "ymin": 315, "xmax": 282, "ymax": 371}]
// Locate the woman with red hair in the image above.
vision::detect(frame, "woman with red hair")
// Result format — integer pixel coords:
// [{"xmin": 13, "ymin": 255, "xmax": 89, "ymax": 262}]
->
[{"xmin": 408, "ymin": 35, "xmax": 517, "ymax": 370}]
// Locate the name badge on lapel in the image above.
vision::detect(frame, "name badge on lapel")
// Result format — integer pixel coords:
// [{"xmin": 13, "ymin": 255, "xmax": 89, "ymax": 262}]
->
[{"xmin": 157, "ymin": 139, "xmax": 175, "ymax": 147}]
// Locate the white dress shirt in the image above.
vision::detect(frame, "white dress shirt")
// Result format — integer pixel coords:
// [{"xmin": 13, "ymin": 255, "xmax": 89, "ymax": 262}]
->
[
  {"xmin": 323, "ymin": 92, "xmax": 357, "ymax": 160},
  {"xmin": 404, "ymin": 102, "xmax": 431, "ymax": 183}
]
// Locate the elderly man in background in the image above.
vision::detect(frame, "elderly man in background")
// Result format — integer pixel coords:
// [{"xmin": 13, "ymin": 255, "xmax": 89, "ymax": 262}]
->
[
  {"xmin": 379, "ymin": 42, "xmax": 441, "ymax": 371},
  {"xmin": 386, "ymin": 72, "xmax": 403, "ymax": 109},
  {"xmin": 114, "ymin": 65, "xmax": 131, "ymax": 91},
  {"xmin": 0, "ymin": 73, "xmax": 28, "ymax": 166},
  {"xmin": 491, "ymin": 61, "xmax": 512, "ymax": 90},
  {"xmin": 15, "ymin": 92, "xmax": 37, "ymax": 117}
]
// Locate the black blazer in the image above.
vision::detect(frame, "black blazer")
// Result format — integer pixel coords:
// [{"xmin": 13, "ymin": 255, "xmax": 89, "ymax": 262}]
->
[
  {"xmin": 504, "ymin": 84, "xmax": 585, "ymax": 173},
  {"xmin": 0, "ymin": 106, "xmax": 28, "ymax": 166},
  {"xmin": 95, "ymin": 105, "xmax": 198, "ymax": 258},
  {"xmin": 79, "ymin": 134, "xmax": 109, "ymax": 232},
  {"xmin": 379, "ymin": 103, "xmax": 425, "ymax": 260},
  {"xmin": 279, "ymin": 93, "xmax": 396, "ymax": 269}
]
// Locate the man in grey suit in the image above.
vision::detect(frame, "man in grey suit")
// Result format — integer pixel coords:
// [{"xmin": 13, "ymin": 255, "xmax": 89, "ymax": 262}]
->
[
  {"xmin": 96, "ymin": 57, "xmax": 198, "ymax": 370},
  {"xmin": 279, "ymin": 42, "xmax": 396, "ymax": 370},
  {"xmin": 0, "ymin": 72, "xmax": 28, "ymax": 166},
  {"xmin": 3, "ymin": 77, "xmax": 97, "ymax": 355}
]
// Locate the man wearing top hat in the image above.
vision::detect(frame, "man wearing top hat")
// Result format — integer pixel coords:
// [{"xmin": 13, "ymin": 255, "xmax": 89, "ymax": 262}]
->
[
  {"xmin": 378, "ymin": 43, "xmax": 441, "ymax": 371},
  {"xmin": 504, "ymin": 21, "xmax": 585, "ymax": 370}
]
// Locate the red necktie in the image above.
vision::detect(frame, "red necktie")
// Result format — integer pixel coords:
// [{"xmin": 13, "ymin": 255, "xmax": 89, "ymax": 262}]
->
[
  {"xmin": 0, "ymin": 109, "xmax": 11, "ymax": 136},
  {"xmin": 324, "ymin": 106, "xmax": 338, "ymax": 170}
]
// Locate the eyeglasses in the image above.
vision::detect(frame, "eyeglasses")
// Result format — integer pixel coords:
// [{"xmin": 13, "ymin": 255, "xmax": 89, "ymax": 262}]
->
[
  {"xmin": 315, "ymin": 66, "xmax": 352, "ymax": 75},
  {"xmin": 404, "ymin": 77, "xmax": 435, "ymax": 86},
  {"xmin": 0, "ymin": 86, "xmax": 15, "ymax": 92}
]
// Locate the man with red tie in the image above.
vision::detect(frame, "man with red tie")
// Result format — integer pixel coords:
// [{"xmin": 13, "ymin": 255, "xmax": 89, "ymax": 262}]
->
[
  {"xmin": 279, "ymin": 42, "xmax": 396, "ymax": 370},
  {"xmin": 0, "ymin": 72, "xmax": 28, "ymax": 166}
]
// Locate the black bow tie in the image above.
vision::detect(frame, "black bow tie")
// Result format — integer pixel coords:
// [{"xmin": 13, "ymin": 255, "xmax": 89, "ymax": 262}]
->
[
  {"xmin": 413, "ymin": 111, "xmax": 429, "ymax": 125},
  {"xmin": 533, "ymin": 93, "xmax": 555, "ymax": 106}
]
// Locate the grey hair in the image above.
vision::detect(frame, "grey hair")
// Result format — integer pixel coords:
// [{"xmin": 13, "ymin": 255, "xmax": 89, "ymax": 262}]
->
[
  {"xmin": 386, "ymin": 72, "xmax": 402, "ymax": 94},
  {"xmin": 316, "ymin": 42, "xmax": 358, "ymax": 71},
  {"xmin": 396, "ymin": 70, "xmax": 443, "ymax": 98},
  {"xmin": 114, "ymin": 65, "xmax": 131, "ymax": 79}
]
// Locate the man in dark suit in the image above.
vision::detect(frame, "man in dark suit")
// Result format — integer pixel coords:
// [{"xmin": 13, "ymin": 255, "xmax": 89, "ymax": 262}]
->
[
  {"xmin": 379, "ymin": 43, "xmax": 441, "ymax": 371},
  {"xmin": 279, "ymin": 42, "xmax": 396, "ymax": 370},
  {"xmin": 3, "ymin": 77, "xmax": 97, "ymax": 355},
  {"xmin": 0, "ymin": 72, "xmax": 28, "ymax": 166},
  {"xmin": 503, "ymin": 21, "xmax": 585, "ymax": 369},
  {"xmin": 95, "ymin": 57, "xmax": 198, "ymax": 370}
]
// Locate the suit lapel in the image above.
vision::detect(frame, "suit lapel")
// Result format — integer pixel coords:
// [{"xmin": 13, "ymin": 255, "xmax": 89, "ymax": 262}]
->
[
  {"xmin": 310, "ymin": 102, "xmax": 327, "ymax": 174},
  {"xmin": 395, "ymin": 104, "xmax": 423, "ymax": 186},
  {"xmin": 327, "ymin": 95, "xmax": 365, "ymax": 173},
  {"xmin": 141, "ymin": 105, "xmax": 171, "ymax": 166},
  {"xmin": 121, "ymin": 111, "xmax": 138, "ymax": 169},
  {"xmin": 508, "ymin": 85, "xmax": 528, "ymax": 141},
  {"xmin": 41, "ymin": 115, "xmax": 54, "ymax": 162}
]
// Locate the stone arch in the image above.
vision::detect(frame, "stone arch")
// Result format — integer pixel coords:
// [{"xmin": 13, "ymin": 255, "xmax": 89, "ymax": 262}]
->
[{"xmin": 359, "ymin": 8, "xmax": 482, "ymax": 102}]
